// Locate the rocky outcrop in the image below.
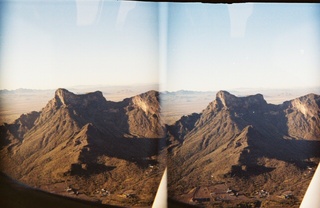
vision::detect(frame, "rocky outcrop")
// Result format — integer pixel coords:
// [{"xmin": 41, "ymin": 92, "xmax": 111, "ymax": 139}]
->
[
  {"xmin": 284, "ymin": 93, "xmax": 320, "ymax": 140},
  {"xmin": 54, "ymin": 88, "xmax": 106, "ymax": 107},
  {"xmin": 0, "ymin": 88, "xmax": 166, "ymax": 207},
  {"xmin": 215, "ymin": 90, "xmax": 267, "ymax": 110},
  {"xmin": 167, "ymin": 113, "xmax": 201, "ymax": 142},
  {"xmin": 125, "ymin": 90, "xmax": 165, "ymax": 138},
  {"xmin": 168, "ymin": 91, "xmax": 320, "ymax": 205}
]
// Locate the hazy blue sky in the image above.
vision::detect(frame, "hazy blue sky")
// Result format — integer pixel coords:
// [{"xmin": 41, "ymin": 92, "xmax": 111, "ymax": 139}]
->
[
  {"xmin": 166, "ymin": 3, "xmax": 320, "ymax": 91},
  {"xmin": 1, "ymin": 1, "xmax": 319, "ymax": 91},
  {"xmin": 1, "ymin": 1, "xmax": 159, "ymax": 90}
]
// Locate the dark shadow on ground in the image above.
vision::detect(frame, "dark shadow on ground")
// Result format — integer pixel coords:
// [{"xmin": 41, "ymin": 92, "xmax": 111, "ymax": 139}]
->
[
  {"xmin": 0, "ymin": 172, "xmax": 122, "ymax": 208},
  {"xmin": 168, "ymin": 198, "xmax": 201, "ymax": 208}
]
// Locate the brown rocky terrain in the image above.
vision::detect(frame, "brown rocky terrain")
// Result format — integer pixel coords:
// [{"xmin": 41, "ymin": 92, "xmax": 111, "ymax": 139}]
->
[
  {"xmin": 1, "ymin": 89, "xmax": 319, "ymax": 207},
  {"xmin": 167, "ymin": 91, "xmax": 320, "ymax": 207},
  {"xmin": 0, "ymin": 88, "xmax": 166, "ymax": 207}
]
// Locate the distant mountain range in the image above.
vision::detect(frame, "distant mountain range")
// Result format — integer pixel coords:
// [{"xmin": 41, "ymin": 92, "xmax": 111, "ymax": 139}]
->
[{"xmin": 0, "ymin": 89, "xmax": 319, "ymax": 207}]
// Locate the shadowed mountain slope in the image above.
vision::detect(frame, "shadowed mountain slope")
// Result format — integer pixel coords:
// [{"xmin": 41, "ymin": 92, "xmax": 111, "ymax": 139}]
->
[
  {"xmin": 1, "ymin": 89, "xmax": 319, "ymax": 207},
  {"xmin": 0, "ymin": 88, "xmax": 166, "ymax": 207},
  {"xmin": 168, "ymin": 91, "xmax": 320, "ymax": 207}
]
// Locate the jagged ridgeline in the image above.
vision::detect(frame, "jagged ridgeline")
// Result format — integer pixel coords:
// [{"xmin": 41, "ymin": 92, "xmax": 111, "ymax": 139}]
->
[
  {"xmin": 167, "ymin": 91, "xmax": 320, "ymax": 207},
  {"xmin": 1, "ymin": 89, "xmax": 320, "ymax": 207},
  {"xmin": 0, "ymin": 88, "xmax": 166, "ymax": 207}
]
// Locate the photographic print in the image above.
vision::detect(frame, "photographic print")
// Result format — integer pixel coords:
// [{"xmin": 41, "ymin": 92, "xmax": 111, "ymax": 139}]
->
[{"xmin": 0, "ymin": 1, "xmax": 319, "ymax": 208}]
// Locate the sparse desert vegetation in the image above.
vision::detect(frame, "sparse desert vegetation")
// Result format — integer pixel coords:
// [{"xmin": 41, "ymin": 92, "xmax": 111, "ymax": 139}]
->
[
  {"xmin": 0, "ymin": 89, "xmax": 166, "ymax": 207},
  {"xmin": 167, "ymin": 91, "xmax": 320, "ymax": 207},
  {"xmin": 1, "ymin": 88, "xmax": 319, "ymax": 207}
]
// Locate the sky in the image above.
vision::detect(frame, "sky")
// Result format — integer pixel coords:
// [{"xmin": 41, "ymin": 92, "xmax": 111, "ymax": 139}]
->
[
  {"xmin": 166, "ymin": 3, "xmax": 320, "ymax": 91},
  {"xmin": 0, "ymin": 1, "xmax": 319, "ymax": 92},
  {"xmin": 1, "ymin": 1, "xmax": 159, "ymax": 90}
]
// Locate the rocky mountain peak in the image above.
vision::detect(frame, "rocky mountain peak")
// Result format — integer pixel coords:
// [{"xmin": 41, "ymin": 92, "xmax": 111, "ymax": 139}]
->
[
  {"xmin": 168, "ymin": 92, "xmax": 320, "ymax": 207},
  {"xmin": 131, "ymin": 90, "xmax": 160, "ymax": 115},
  {"xmin": 54, "ymin": 88, "xmax": 106, "ymax": 107},
  {"xmin": 0, "ymin": 89, "xmax": 166, "ymax": 207},
  {"xmin": 216, "ymin": 90, "xmax": 238, "ymax": 108},
  {"xmin": 289, "ymin": 93, "xmax": 320, "ymax": 117},
  {"xmin": 215, "ymin": 91, "xmax": 267, "ymax": 110},
  {"xmin": 54, "ymin": 88, "xmax": 76, "ymax": 105}
]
